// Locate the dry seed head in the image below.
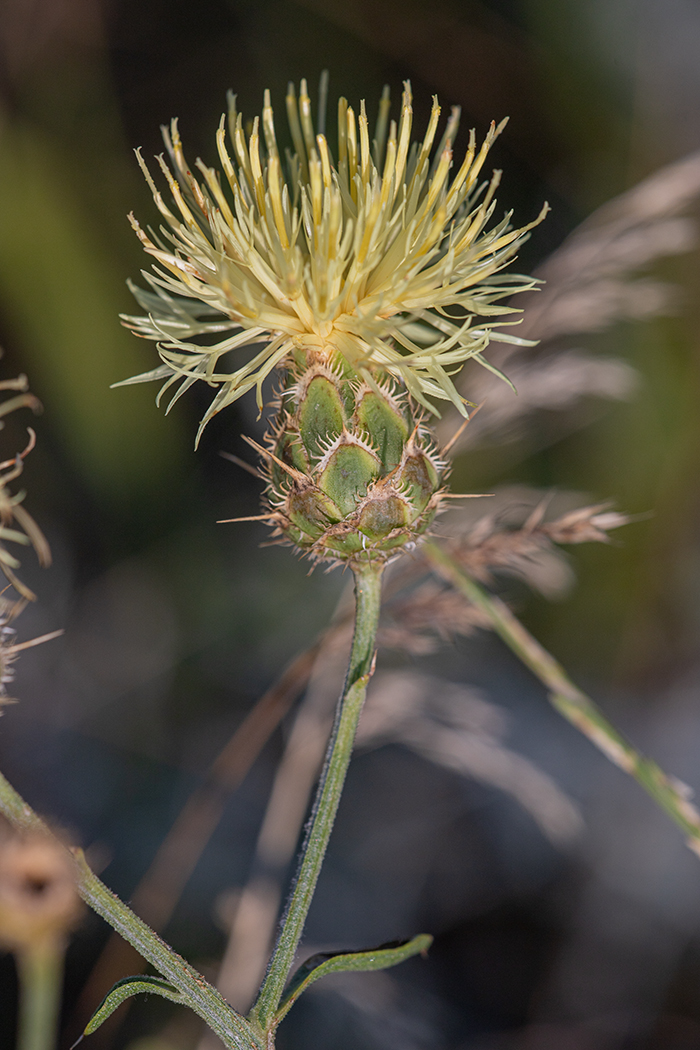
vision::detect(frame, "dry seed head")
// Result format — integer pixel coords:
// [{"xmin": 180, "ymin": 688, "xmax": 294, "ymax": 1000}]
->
[
  {"xmin": 119, "ymin": 78, "xmax": 547, "ymax": 444},
  {"xmin": 0, "ymin": 830, "xmax": 80, "ymax": 951}
]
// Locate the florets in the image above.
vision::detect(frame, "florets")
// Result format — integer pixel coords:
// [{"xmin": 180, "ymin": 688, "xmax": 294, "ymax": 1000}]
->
[{"xmin": 119, "ymin": 78, "xmax": 546, "ymax": 444}]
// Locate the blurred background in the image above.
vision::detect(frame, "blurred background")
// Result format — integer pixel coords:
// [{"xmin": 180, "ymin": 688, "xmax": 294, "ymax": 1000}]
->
[{"xmin": 2, "ymin": 0, "xmax": 700, "ymax": 1048}]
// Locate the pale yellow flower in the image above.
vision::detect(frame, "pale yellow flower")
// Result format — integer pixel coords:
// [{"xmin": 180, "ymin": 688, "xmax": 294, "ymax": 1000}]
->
[{"xmin": 119, "ymin": 79, "xmax": 546, "ymax": 444}]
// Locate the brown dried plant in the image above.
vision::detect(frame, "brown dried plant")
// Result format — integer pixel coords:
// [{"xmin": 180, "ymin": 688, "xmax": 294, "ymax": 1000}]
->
[
  {"xmin": 0, "ymin": 370, "xmax": 61, "ymax": 710},
  {"xmin": 0, "ymin": 377, "xmax": 49, "ymax": 598},
  {"xmin": 444, "ymin": 499, "xmax": 630, "ymax": 586}
]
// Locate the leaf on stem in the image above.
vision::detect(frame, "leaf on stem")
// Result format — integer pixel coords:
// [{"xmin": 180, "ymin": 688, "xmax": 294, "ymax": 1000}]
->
[
  {"xmin": 274, "ymin": 933, "xmax": 433, "ymax": 1025},
  {"xmin": 74, "ymin": 975, "xmax": 185, "ymax": 1043}
]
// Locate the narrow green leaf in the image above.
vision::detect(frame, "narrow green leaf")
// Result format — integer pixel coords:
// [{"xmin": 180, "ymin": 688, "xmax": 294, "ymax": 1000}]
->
[
  {"xmin": 274, "ymin": 933, "xmax": 433, "ymax": 1025},
  {"xmin": 80, "ymin": 975, "xmax": 185, "ymax": 1039}
]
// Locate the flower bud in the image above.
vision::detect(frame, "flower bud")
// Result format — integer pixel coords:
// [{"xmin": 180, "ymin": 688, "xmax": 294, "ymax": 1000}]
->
[{"xmin": 264, "ymin": 352, "xmax": 446, "ymax": 566}]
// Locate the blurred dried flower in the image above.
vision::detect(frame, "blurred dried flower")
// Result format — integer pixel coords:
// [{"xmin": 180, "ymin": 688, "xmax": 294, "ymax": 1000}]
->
[
  {"xmin": 0, "ymin": 830, "xmax": 80, "ymax": 951},
  {"xmin": 369, "ymin": 491, "xmax": 631, "ymax": 644},
  {"xmin": 443, "ymin": 499, "xmax": 631, "ymax": 595},
  {"xmin": 540, "ymin": 503, "xmax": 631, "ymax": 545},
  {"xmin": 440, "ymin": 349, "xmax": 638, "ymax": 449},
  {"xmin": 515, "ymin": 149, "xmax": 700, "ymax": 346},
  {"xmin": 378, "ymin": 580, "xmax": 492, "ymax": 653}
]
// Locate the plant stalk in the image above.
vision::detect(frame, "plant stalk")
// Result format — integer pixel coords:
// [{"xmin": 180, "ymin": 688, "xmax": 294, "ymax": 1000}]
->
[
  {"xmin": 16, "ymin": 941, "xmax": 63, "ymax": 1050},
  {"xmin": 0, "ymin": 771, "xmax": 261, "ymax": 1050},
  {"xmin": 423, "ymin": 539, "xmax": 700, "ymax": 856},
  {"xmin": 250, "ymin": 561, "xmax": 383, "ymax": 1032}
]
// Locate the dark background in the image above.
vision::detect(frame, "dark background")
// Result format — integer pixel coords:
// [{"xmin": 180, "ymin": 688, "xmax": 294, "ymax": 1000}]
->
[{"xmin": 2, "ymin": 1, "xmax": 700, "ymax": 1048}]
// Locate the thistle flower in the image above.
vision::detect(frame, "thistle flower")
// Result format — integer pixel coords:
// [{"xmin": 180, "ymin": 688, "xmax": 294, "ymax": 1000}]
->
[
  {"xmin": 121, "ymin": 78, "xmax": 547, "ymax": 566},
  {"xmin": 120, "ymin": 78, "xmax": 546, "ymax": 443}
]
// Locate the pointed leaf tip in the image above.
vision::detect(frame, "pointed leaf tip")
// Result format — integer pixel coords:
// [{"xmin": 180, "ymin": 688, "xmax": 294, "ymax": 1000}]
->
[
  {"xmin": 82, "ymin": 975, "xmax": 185, "ymax": 1037},
  {"xmin": 273, "ymin": 933, "xmax": 433, "ymax": 1025}
]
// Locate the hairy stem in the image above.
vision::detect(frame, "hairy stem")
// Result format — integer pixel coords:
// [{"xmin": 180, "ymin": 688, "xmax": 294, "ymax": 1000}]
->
[
  {"xmin": 250, "ymin": 561, "xmax": 383, "ymax": 1032},
  {"xmin": 69, "ymin": 637, "xmax": 323, "ymax": 1043},
  {"xmin": 423, "ymin": 540, "xmax": 700, "ymax": 856},
  {"xmin": 0, "ymin": 772, "xmax": 261, "ymax": 1050}
]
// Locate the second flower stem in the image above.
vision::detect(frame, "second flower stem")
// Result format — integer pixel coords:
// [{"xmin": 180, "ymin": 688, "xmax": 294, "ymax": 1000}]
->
[
  {"xmin": 422, "ymin": 539, "xmax": 700, "ymax": 856},
  {"xmin": 16, "ymin": 941, "xmax": 63, "ymax": 1050},
  {"xmin": 0, "ymin": 772, "xmax": 260, "ymax": 1050},
  {"xmin": 250, "ymin": 561, "xmax": 383, "ymax": 1034}
]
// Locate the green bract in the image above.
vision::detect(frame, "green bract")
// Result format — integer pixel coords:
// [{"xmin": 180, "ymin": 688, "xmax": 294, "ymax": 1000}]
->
[{"xmin": 262, "ymin": 350, "xmax": 445, "ymax": 565}]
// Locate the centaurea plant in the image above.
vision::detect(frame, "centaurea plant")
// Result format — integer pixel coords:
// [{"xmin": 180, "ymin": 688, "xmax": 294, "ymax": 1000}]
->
[
  {"xmin": 121, "ymin": 74, "xmax": 544, "ymax": 1042},
  {"xmin": 1, "ymin": 76, "xmax": 700, "ymax": 1050}
]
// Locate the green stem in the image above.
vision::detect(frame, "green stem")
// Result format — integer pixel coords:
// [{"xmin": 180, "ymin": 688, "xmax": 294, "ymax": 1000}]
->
[
  {"xmin": 250, "ymin": 561, "xmax": 383, "ymax": 1032},
  {"xmin": 16, "ymin": 941, "xmax": 63, "ymax": 1050},
  {"xmin": 422, "ymin": 540, "xmax": 700, "ymax": 856},
  {"xmin": 0, "ymin": 772, "xmax": 260, "ymax": 1050}
]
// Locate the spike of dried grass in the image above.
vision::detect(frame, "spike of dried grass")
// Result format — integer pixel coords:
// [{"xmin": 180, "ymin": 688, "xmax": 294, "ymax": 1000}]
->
[
  {"xmin": 518, "ymin": 149, "xmax": 700, "ymax": 344},
  {"xmin": 378, "ymin": 580, "xmax": 492, "ymax": 653},
  {"xmin": 444, "ymin": 500, "xmax": 630, "ymax": 588},
  {"xmin": 438, "ymin": 150, "xmax": 700, "ymax": 454}
]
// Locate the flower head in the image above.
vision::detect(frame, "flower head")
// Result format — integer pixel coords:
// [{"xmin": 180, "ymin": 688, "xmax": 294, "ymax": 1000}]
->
[{"xmin": 120, "ymin": 78, "xmax": 546, "ymax": 444}]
